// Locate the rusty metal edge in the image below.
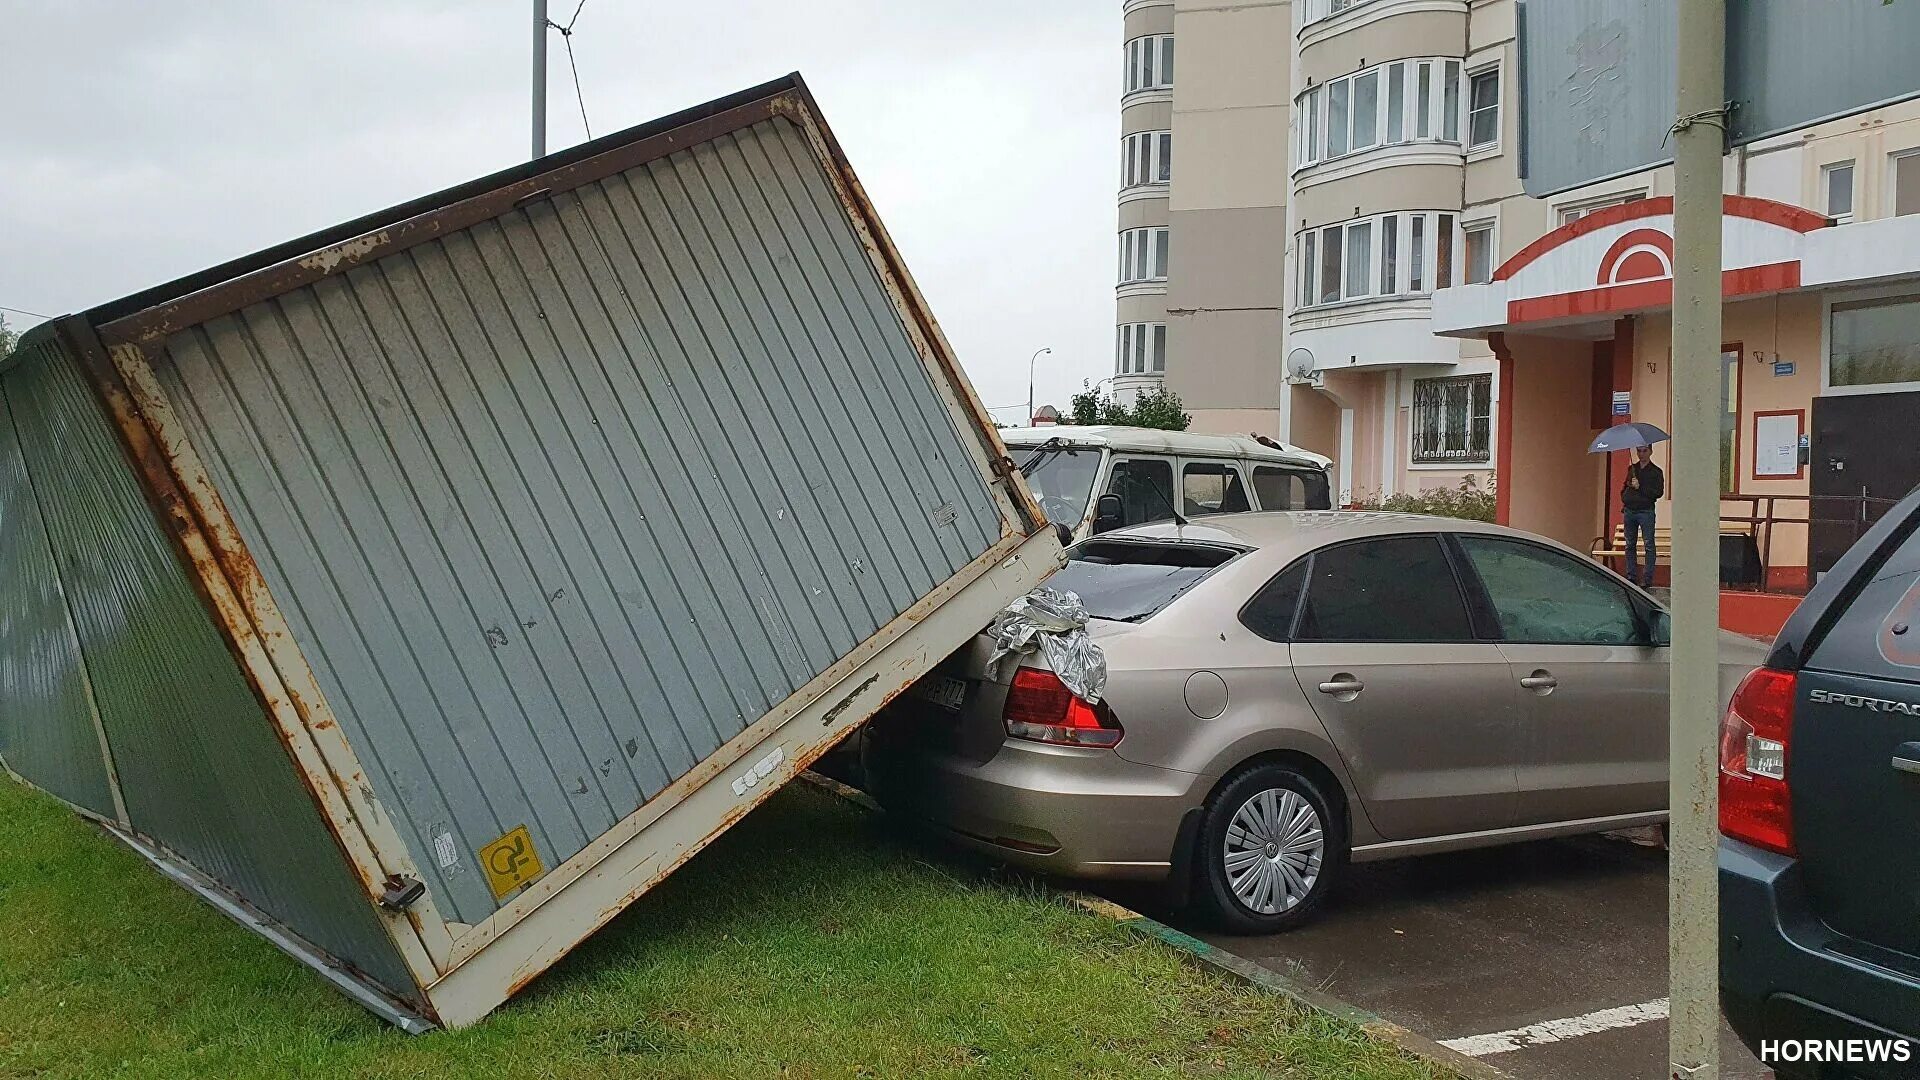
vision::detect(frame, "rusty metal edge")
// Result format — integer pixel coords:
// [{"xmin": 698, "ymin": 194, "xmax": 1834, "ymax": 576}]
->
[
  {"xmin": 76, "ymin": 74, "xmax": 805, "ymax": 333},
  {"xmin": 56, "ymin": 318, "xmax": 448, "ymax": 1014},
  {"xmin": 773, "ymin": 78, "xmax": 1046, "ymax": 538},
  {"xmin": 794, "ymin": 771, "xmax": 1509, "ymax": 1080},
  {"xmin": 96, "ymin": 90, "xmax": 798, "ymax": 346}
]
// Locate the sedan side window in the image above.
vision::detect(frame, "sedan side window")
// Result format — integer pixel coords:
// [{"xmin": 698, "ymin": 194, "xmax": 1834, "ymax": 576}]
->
[
  {"xmin": 1181, "ymin": 461, "xmax": 1252, "ymax": 517},
  {"xmin": 1105, "ymin": 457, "xmax": 1178, "ymax": 526},
  {"xmin": 1296, "ymin": 536, "xmax": 1475, "ymax": 642},
  {"xmin": 1456, "ymin": 536, "xmax": 1641, "ymax": 644},
  {"xmin": 1240, "ymin": 560, "xmax": 1307, "ymax": 642}
]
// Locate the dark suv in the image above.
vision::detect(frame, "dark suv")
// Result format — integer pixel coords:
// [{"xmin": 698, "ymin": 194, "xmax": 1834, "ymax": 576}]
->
[{"xmin": 1721, "ymin": 486, "xmax": 1920, "ymax": 1077}]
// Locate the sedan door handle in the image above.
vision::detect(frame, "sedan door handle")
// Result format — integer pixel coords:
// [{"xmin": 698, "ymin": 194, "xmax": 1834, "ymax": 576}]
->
[
  {"xmin": 1318, "ymin": 676, "xmax": 1364, "ymax": 696},
  {"xmin": 1519, "ymin": 670, "xmax": 1558, "ymax": 693}
]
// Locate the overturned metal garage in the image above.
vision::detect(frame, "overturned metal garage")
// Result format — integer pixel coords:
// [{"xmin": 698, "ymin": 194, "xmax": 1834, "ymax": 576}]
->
[{"xmin": 0, "ymin": 75, "xmax": 1059, "ymax": 1029}]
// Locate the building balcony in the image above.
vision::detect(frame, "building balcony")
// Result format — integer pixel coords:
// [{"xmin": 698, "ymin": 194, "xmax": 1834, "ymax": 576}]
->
[{"xmin": 1287, "ymin": 295, "xmax": 1463, "ymax": 372}]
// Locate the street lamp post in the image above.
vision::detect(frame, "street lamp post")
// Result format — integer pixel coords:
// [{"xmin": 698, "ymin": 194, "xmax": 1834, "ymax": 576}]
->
[{"xmin": 1027, "ymin": 347, "xmax": 1052, "ymax": 427}]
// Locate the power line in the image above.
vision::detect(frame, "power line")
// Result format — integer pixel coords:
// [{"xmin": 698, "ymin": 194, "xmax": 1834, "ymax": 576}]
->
[
  {"xmin": 546, "ymin": 0, "xmax": 592, "ymax": 140},
  {"xmin": 0, "ymin": 304, "xmax": 51, "ymax": 320}
]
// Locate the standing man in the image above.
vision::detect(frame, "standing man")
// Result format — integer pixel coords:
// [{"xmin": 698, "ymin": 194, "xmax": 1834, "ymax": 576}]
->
[{"xmin": 1621, "ymin": 445, "xmax": 1665, "ymax": 587}]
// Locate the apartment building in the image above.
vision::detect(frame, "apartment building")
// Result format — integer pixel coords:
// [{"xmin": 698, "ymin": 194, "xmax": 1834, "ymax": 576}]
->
[
  {"xmin": 1115, "ymin": 0, "xmax": 1291, "ymax": 432},
  {"xmin": 1127, "ymin": 0, "xmax": 1920, "ymax": 596}
]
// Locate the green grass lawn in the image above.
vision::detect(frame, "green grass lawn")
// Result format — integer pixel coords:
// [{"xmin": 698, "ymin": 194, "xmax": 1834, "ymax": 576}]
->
[{"xmin": 0, "ymin": 773, "xmax": 1446, "ymax": 1080}]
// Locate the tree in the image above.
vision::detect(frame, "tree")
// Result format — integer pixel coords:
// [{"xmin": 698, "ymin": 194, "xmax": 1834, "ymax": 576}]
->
[
  {"xmin": 0, "ymin": 315, "xmax": 15, "ymax": 365},
  {"xmin": 1067, "ymin": 383, "xmax": 1191, "ymax": 431}
]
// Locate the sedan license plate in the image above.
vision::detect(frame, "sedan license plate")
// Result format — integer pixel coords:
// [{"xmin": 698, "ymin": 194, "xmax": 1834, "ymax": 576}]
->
[{"xmin": 911, "ymin": 675, "xmax": 968, "ymax": 711}]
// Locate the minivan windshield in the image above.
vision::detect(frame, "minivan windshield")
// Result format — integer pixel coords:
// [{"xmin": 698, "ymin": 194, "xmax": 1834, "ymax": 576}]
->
[
  {"xmin": 1019, "ymin": 446, "xmax": 1103, "ymax": 526},
  {"xmin": 1049, "ymin": 539, "xmax": 1240, "ymax": 622}
]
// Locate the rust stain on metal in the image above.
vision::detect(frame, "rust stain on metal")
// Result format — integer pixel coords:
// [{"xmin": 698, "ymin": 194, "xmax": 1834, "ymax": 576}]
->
[
  {"xmin": 297, "ymin": 231, "xmax": 392, "ymax": 274},
  {"xmin": 819, "ymin": 674, "xmax": 880, "ymax": 727}
]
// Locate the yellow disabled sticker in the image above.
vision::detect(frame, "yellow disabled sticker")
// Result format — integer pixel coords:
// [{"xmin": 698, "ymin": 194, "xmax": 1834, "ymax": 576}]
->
[{"xmin": 480, "ymin": 825, "xmax": 545, "ymax": 900}]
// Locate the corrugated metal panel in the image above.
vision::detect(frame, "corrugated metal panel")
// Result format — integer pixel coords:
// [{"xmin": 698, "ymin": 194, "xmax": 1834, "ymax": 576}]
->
[
  {"xmin": 1725, "ymin": 0, "xmax": 1920, "ymax": 145},
  {"xmin": 5, "ymin": 338, "xmax": 415, "ymax": 1000},
  {"xmin": 1517, "ymin": 0, "xmax": 1677, "ymax": 198},
  {"xmin": 151, "ymin": 115, "xmax": 1008, "ymax": 924},
  {"xmin": 0, "ymin": 338, "xmax": 118, "ymax": 819}
]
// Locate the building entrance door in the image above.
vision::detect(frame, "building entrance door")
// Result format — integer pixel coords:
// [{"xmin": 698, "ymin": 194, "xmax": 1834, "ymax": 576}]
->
[{"xmin": 1810, "ymin": 390, "xmax": 1920, "ymax": 576}]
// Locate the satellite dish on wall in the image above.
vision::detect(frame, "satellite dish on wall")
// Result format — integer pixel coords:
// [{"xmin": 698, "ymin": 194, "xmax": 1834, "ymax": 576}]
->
[{"xmin": 1287, "ymin": 348, "xmax": 1318, "ymax": 382}]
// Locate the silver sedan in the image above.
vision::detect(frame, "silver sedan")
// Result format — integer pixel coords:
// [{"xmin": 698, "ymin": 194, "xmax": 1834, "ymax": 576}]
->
[{"xmin": 864, "ymin": 511, "xmax": 1766, "ymax": 932}]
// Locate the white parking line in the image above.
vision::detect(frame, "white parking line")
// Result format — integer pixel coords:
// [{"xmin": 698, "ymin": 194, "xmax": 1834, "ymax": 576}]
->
[{"xmin": 1440, "ymin": 999, "xmax": 1670, "ymax": 1057}]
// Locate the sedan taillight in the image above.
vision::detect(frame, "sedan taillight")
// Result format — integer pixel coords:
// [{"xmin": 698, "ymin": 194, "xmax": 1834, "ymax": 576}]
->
[
  {"xmin": 1719, "ymin": 666, "xmax": 1796, "ymax": 856},
  {"xmin": 1003, "ymin": 668, "xmax": 1123, "ymax": 748}
]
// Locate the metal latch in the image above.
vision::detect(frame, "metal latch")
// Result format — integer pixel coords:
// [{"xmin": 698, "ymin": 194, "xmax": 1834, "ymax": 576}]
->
[
  {"xmin": 988, "ymin": 454, "xmax": 1018, "ymax": 482},
  {"xmin": 378, "ymin": 874, "xmax": 426, "ymax": 911}
]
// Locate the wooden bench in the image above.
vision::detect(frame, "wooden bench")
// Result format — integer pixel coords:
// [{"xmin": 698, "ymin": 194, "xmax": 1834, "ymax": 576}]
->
[{"xmin": 1591, "ymin": 524, "xmax": 1674, "ymax": 563}]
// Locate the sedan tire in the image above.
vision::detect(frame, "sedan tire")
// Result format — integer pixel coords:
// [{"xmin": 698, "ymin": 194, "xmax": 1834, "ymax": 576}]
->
[{"xmin": 1193, "ymin": 763, "xmax": 1344, "ymax": 934}]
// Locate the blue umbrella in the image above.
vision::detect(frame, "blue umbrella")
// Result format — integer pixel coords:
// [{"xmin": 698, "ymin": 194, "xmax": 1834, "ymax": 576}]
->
[{"xmin": 1589, "ymin": 422, "xmax": 1671, "ymax": 454}]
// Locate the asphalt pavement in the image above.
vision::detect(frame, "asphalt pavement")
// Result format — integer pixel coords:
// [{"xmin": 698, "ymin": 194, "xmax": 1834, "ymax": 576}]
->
[{"xmin": 1103, "ymin": 832, "xmax": 1769, "ymax": 1080}]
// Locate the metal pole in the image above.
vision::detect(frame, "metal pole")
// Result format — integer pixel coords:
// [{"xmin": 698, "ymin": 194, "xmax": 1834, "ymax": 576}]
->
[
  {"xmin": 1028, "ymin": 347, "xmax": 1051, "ymax": 426},
  {"xmin": 1669, "ymin": 0, "xmax": 1725, "ymax": 1075},
  {"xmin": 532, "ymin": 0, "xmax": 549, "ymax": 159}
]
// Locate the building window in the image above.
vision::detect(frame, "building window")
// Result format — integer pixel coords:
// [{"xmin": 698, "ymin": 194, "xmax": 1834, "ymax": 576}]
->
[
  {"xmin": 1124, "ymin": 35, "xmax": 1174, "ymax": 95},
  {"xmin": 1824, "ymin": 161, "xmax": 1855, "ymax": 221},
  {"xmin": 1464, "ymin": 221, "xmax": 1495, "ymax": 285},
  {"xmin": 1296, "ymin": 211, "xmax": 1461, "ymax": 308},
  {"xmin": 1436, "ymin": 212, "xmax": 1454, "ymax": 289},
  {"xmin": 1411, "ymin": 374, "xmax": 1493, "ymax": 464},
  {"xmin": 1295, "ymin": 58, "xmax": 1474, "ymax": 169},
  {"xmin": 1300, "ymin": 0, "xmax": 1373, "ymax": 25},
  {"xmin": 1557, "ymin": 192, "xmax": 1646, "ymax": 226},
  {"xmin": 1891, "ymin": 151, "xmax": 1920, "ymax": 217},
  {"xmin": 1831, "ymin": 293, "xmax": 1920, "ymax": 389},
  {"xmin": 1122, "ymin": 131, "xmax": 1171, "ymax": 187},
  {"xmin": 1116, "ymin": 322, "xmax": 1168, "ymax": 375},
  {"xmin": 1467, "ymin": 66, "xmax": 1500, "ymax": 149},
  {"xmin": 1118, "ymin": 227, "xmax": 1171, "ymax": 285},
  {"xmin": 1442, "ymin": 62, "xmax": 1461, "ymax": 143}
]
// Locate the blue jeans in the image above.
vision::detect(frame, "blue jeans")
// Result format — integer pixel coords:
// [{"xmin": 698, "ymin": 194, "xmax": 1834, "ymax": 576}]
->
[{"xmin": 1623, "ymin": 508, "xmax": 1657, "ymax": 587}]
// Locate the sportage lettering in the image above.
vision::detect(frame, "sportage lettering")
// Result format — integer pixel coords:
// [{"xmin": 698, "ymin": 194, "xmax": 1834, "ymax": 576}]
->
[{"xmin": 1808, "ymin": 688, "xmax": 1920, "ymax": 715}]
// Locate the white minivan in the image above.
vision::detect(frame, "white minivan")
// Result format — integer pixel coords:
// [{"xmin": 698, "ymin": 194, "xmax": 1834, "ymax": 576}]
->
[{"xmin": 1001, "ymin": 425, "xmax": 1334, "ymax": 542}]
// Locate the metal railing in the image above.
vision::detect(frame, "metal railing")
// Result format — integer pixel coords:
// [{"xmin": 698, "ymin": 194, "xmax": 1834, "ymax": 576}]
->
[{"xmin": 1718, "ymin": 491, "xmax": 1902, "ymax": 594}]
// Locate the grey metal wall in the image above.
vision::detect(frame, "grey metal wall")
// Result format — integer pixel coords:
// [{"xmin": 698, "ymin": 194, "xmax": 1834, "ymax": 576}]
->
[
  {"xmin": 0, "ymin": 338, "xmax": 118, "ymax": 819},
  {"xmin": 151, "ymin": 116, "xmax": 1009, "ymax": 924},
  {"xmin": 1517, "ymin": 0, "xmax": 1676, "ymax": 198},
  {"xmin": 2, "ymin": 335, "xmax": 416, "ymax": 1002}
]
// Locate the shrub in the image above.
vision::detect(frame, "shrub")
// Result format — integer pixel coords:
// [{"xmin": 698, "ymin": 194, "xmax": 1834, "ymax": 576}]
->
[{"xmin": 1350, "ymin": 474, "xmax": 1497, "ymax": 522}]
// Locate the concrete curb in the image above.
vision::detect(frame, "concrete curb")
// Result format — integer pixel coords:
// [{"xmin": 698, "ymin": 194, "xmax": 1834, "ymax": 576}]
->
[{"xmin": 798, "ymin": 770, "xmax": 1509, "ymax": 1080}]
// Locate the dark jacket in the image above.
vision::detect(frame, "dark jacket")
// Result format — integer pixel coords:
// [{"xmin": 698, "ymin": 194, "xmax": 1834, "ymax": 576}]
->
[{"xmin": 1621, "ymin": 461, "xmax": 1664, "ymax": 512}]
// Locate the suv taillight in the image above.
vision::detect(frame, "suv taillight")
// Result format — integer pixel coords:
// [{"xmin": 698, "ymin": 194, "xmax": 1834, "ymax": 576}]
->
[
  {"xmin": 1719, "ymin": 666, "xmax": 1797, "ymax": 856},
  {"xmin": 1003, "ymin": 668, "xmax": 1123, "ymax": 748}
]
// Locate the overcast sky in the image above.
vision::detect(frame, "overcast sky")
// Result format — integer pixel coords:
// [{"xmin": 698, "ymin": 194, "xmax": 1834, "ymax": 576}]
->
[{"xmin": 1, "ymin": 1, "xmax": 1115, "ymax": 419}]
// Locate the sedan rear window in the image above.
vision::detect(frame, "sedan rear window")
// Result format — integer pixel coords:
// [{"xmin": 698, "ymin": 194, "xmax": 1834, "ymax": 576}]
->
[{"xmin": 1049, "ymin": 540, "xmax": 1240, "ymax": 623}]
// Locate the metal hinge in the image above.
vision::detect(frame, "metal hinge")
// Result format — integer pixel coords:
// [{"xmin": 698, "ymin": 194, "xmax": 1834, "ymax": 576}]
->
[
  {"xmin": 377, "ymin": 875, "xmax": 426, "ymax": 912},
  {"xmin": 988, "ymin": 454, "xmax": 1019, "ymax": 483}
]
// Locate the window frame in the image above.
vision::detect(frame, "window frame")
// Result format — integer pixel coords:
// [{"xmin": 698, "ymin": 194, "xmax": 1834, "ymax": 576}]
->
[
  {"xmin": 1891, "ymin": 148, "xmax": 1920, "ymax": 218},
  {"xmin": 1465, "ymin": 64, "xmax": 1501, "ymax": 151},
  {"xmin": 1823, "ymin": 160, "xmax": 1856, "ymax": 222},
  {"xmin": 1555, "ymin": 192, "xmax": 1648, "ymax": 226},
  {"xmin": 1102, "ymin": 454, "xmax": 1181, "ymax": 527},
  {"xmin": 1296, "ymin": 210, "xmax": 1462, "ymax": 309},
  {"xmin": 1281, "ymin": 534, "xmax": 1487, "ymax": 645},
  {"xmin": 1123, "ymin": 35, "xmax": 1176, "ymax": 96},
  {"xmin": 1121, "ymin": 130, "xmax": 1173, "ymax": 188},
  {"xmin": 1114, "ymin": 322, "xmax": 1170, "ymax": 375},
  {"xmin": 1117, "ymin": 226, "xmax": 1172, "ymax": 286},
  {"xmin": 1462, "ymin": 219, "xmax": 1497, "ymax": 285},
  {"xmin": 1409, "ymin": 373, "xmax": 1494, "ymax": 465},
  {"xmin": 1445, "ymin": 533, "xmax": 1652, "ymax": 647},
  {"xmin": 1178, "ymin": 458, "xmax": 1255, "ymax": 518},
  {"xmin": 1824, "ymin": 287, "xmax": 1920, "ymax": 396},
  {"xmin": 1293, "ymin": 57, "xmax": 1469, "ymax": 171}
]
